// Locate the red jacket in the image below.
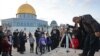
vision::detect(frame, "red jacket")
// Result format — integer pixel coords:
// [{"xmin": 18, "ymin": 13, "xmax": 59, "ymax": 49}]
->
[
  {"xmin": 70, "ymin": 37, "xmax": 79, "ymax": 49},
  {"xmin": 2, "ymin": 40, "xmax": 10, "ymax": 52}
]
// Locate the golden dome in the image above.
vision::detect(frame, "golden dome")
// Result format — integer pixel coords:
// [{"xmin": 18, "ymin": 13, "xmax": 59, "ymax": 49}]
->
[{"xmin": 17, "ymin": 4, "xmax": 36, "ymax": 15}]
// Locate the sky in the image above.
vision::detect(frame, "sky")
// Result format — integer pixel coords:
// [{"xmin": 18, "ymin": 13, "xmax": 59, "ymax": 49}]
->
[{"xmin": 0, "ymin": 0, "xmax": 100, "ymax": 25}]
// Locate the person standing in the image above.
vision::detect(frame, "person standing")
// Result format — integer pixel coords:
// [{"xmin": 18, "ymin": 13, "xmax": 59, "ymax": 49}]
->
[
  {"xmin": 39, "ymin": 33, "xmax": 46, "ymax": 55},
  {"xmin": 18, "ymin": 31, "xmax": 26, "ymax": 54},
  {"xmin": 73, "ymin": 14, "xmax": 100, "ymax": 56},
  {"xmin": 46, "ymin": 32, "xmax": 52, "ymax": 52},
  {"xmin": 2, "ymin": 35, "xmax": 10, "ymax": 56},
  {"xmin": 23, "ymin": 32, "xmax": 27, "ymax": 52},
  {"xmin": 51, "ymin": 27, "xmax": 60, "ymax": 50},
  {"xmin": 59, "ymin": 27, "xmax": 66, "ymax": 47},
  {"xmin": 13, "ymin": 29, "xmax": 19, "ymax": 52},
  {"xmin": 0, "ymin": 26, "xmax": 4, "ymax": 55},
  {"xmin": 34, "ymin": 28, "xmax": 42, "ymax": 54},
  {"xmin": 7, "ymin": 30, "xmax": 13, "ymax": 56},
  {"xmin": 28, "ymin": 32, "xmax": 35, "ymax": 53}
]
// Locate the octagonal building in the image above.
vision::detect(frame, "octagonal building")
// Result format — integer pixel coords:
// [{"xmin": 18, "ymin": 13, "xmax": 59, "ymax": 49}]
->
[{"xmin": 1, "ymin": 3, "xmax": 48, "ymax": 32}]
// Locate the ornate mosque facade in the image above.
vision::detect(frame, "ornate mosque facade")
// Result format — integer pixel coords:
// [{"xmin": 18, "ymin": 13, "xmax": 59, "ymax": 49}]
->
[{"xmin": 1, "ymin": 3, "xmax": 48, "ymax": 32}]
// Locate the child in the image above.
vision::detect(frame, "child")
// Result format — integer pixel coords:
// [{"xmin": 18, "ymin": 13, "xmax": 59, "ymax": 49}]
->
[
  {"xmin": 28, "ymin": 32, "xmax": 35, "ymax": 53},
  {"xmin": 46, "ymin": 32, "xmax": 52, "ymax": 52},
  {"xmin": 39, "ymin": 33, "xmax": 46, "ymax": 55},
  {"xmin": 70, "ymin": 34, "xmax": 79, "ymax": 49},
  {"xmin": 2, "ymin": 35, "xmax": 10, "ymax": 56}
]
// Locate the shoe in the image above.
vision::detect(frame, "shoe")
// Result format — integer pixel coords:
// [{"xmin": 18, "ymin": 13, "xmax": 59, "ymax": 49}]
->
[
  {"xmin": 78, "ymin": 53, "xmax": 87, "ymax": 56},
  {"xmin": 36, "ymin": 52, "xmax": 38, "ymax": 54},
  {"xmin": 9, "ymin": 55, "xmax": 13, "ymax": 56},
  {"xmin": 66, "ymin": 50, "xmax": 70, "ymax": 53},
  {"xmin": 20, "ymin": 52, "xmax": 24, "ymax": 54},
  {"xmin": 30, "ymin": 51, "xmax": 31, "ymax": 53}
]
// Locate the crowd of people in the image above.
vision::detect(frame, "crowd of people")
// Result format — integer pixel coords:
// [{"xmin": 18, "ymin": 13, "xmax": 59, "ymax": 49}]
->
[
  {"xmin": 0, "ymin": 14, "xmax": 100, "ymax": 56},
  {"xmin": 34, "ymin": 27, "xmax": 60, "ymax": 55},
  {"xmin": 0, "ymin": 29, "xmax": 28, "ymax": 56}
]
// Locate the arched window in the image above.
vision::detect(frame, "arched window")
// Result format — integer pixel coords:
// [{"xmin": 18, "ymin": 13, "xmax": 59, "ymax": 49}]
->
[
  {"xmin": 17, "ymin": 22, "xmax": 20, "ymax": 26},
  {"xmin": 20, "ymin": 22, "xmax": 23, "ymax": 26},
  {"xmin": 30, "ymin": 23, "xmax": 32, "ymax": 26}
]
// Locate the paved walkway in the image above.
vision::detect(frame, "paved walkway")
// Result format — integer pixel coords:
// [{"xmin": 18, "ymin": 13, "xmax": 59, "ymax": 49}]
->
[
  {"xmin": 11, "ymin": 42, "xmax": 100, "ymax": 56},
  {"xmin": 42, "ymin": 48, "xmax": 100, "ymax": 56}
]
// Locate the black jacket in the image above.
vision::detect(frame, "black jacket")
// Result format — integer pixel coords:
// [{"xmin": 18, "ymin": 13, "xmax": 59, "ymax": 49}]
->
[
  {"xmin": 51, "ymin": 29, "xmax": 60, "ymax": 43},
  {"xmin": 80, "ymin": 14, "xmax": 100, "ymax": 34},
  {"xmin": 0, "ymin": 31, "xmax": 4, "ymax": 40},
  {"xmin": 34, "ymin": 30, "xmax": 42, "ymax": 42}
]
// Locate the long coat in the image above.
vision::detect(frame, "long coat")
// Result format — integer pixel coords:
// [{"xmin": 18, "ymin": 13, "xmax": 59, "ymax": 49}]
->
[
  {"xmin": 13, "ymin": 31, "xmax": 19, "ymax": 48},
  {"xmin": 79, "ymin": 14, "xmax": 100, "ymax": 50},
  {"xmin": 19, "ymin": 32, "xmax": 26, "ymax": 52},
  {"xmin": 51, "ymin": 29, "xmax": 60, "ymax": 49},
  {"xmin": 80, "ymin": 14, "xmax": 100, "ymax": 34}
]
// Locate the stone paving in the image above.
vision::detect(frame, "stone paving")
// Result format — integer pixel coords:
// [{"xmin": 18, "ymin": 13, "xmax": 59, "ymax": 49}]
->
[
  {"xmin": 42, "ymin": 48, "xmax": 100, "ymax": 56},
  {"xmin": 11, "ymin": 42, "xmax": 100, "ymax": 56}
]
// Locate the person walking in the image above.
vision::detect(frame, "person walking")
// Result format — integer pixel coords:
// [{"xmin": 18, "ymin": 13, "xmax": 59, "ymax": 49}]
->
[{"xmin": 73, "ymin": 14, "xmax": 100, "ymax": 56}]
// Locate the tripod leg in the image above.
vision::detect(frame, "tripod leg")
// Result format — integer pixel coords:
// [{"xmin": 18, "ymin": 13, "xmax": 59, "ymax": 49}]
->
[{"xmin": 66, "ymin": 34, "xmax": 69, "ymax": 53}]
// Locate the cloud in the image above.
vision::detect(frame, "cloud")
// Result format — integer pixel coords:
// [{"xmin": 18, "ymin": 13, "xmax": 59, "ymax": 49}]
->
[
  {"xmin": 66, "ymin": 0, "xmax": 78, "ymax": 6},
  {"xmin": 82, "ymin": 0, "xmax": 93, "ymax": 8},
  {"xmin": 66, "ymin": 0, "xmax": 93, "ymax": 7},
  {"xmin": 84, "ymin": 0, "xmax": 92, "ymax": 6},
  {"xmin": 85, "ymin": 0, "xmax": 92, "ymax": 3}
]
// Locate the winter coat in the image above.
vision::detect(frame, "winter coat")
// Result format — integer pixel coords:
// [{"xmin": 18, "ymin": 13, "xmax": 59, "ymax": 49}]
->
[
  {"xmin": 80, "ymin": 14, "xmax": 100, "ymax": 34},
  {"xmin": 39, "ymin": 37, "xmax": 46, "ymax": 46},
  {"xmin": 13, "ymin": 31, "xmax": 19, "ymax": 47},
  {"xmin": 0, "ymin": 31, "xmax": 4, "ymax": 51},
  {"xmin": 46, "ymin": 36, "xmax": 52, "ymax": 45},
  {"xmin": 34, "ymin": 30, "xmax": 42, "ymax": 42},
  {"xmin": 70, "ymin": 37, "xmax": 79, "ymax": 49},
  {"xmin": 0, "ymin": 31, "xmax": 4, "ymax": 40},
  {"xmin": 2, "ymin": 40, "xmax": 10, "ymax": 52},
  {"xmin": 29, "ymin": 37, "xmax": 35, "ymax": 44},
  {"xmin": 51, "ymin": 29, "xmax": 60, "ymax": 39},
  {"xmin": 19, "ymin": 32, "xmax": 26, "ymax": 45},
  {"xmin": 51, "ymin": 29, "xmax": 60, "ymax": 43}
]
